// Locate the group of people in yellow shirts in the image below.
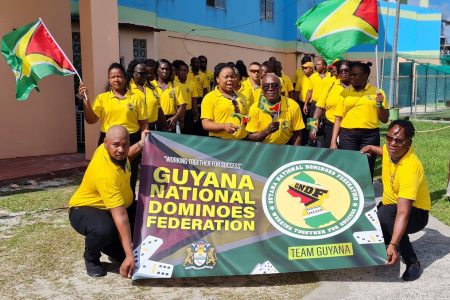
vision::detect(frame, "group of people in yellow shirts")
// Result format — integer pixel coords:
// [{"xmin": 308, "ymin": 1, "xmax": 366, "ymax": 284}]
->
[{"xmin": 70, "ymin": 54, "xmax": 431, "ymax": 282}]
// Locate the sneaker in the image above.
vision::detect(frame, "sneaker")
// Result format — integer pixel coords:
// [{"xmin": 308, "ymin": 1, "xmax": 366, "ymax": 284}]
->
[
  {"xmin": 85, "ymin": 259, "xmax": 106, "ymax": 277},
  {"xmin": 402, "ymin": 261, "xmax": 423, "ymax": 281}
]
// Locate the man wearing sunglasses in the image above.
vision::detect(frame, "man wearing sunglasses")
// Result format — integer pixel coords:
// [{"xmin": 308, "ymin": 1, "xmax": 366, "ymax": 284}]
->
[
  {"xmin": 247, "ymin": 73, "xmax": 304, "ymax": 145},
  {"xmin": 361, "ymin": 119, "xmax": 430, "ymax": 281}
]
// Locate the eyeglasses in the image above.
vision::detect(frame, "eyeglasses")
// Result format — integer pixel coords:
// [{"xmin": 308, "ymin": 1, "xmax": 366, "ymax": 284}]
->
[
  {"xmin": 386, "ymin": 135, "xmax": 408, "ymax": 145},
  {"xmin": 262, "ymin": 83, "xmax": 280, "ymax": 90},
  {"xmin": 249, "ymin": 69, "xmax": 261, "ymax": 73},
  {"xmin": 338, "ymin": 68, "xmax": 350, "ymax": 73}
]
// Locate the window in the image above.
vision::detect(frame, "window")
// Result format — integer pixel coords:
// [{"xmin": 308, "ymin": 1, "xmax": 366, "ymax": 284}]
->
[
  {"xmin": 260, "ymin": 0, "xmax": 274, "ymax": 21},
  {"xmin": 133, "ymin": 38, "xmax": 147, "ymax": 60},
  {"xmin": 206, "ymin": 0, "xmax": 225, "ymax": 9}
]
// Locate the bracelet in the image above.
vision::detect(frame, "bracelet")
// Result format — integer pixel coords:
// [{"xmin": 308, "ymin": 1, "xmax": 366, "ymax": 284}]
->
[
  {"xmin": 389, "ymin": 242, "xmax": 398, "ymax": 250},
  {"xmin": 137, "ymin": 141, "xmax": 143, "ymax": 150}
]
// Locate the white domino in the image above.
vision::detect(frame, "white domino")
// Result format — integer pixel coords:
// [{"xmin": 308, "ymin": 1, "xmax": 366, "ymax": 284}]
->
[
  {"xmin": 133, "ymin": 235, "xmax": 163, "ymax": 269},
  {"xmin": 250, "ymin": 261, "xmax": 279, "ymax": 274},
  {"xmin": 365, "ymin": 207, "xmax": 382, "ymax": 231},
  {"xmin": 353, "ymin": 230, "xmax": 384, "ymax": 244},
  {"xmin": 134, "ymin": 260, "xmax": 174, "ymax": 278}
]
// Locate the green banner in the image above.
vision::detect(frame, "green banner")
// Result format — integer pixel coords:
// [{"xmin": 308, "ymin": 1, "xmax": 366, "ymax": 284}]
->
[{"xmin": 132, "ymin": 132, "xmax": 386, "ymax": 279}]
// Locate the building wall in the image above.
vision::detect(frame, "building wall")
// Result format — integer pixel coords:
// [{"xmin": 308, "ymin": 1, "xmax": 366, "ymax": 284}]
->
[
  {"xmin": 0, "ymin": 0, "xmax": 77, "ymax": 159},
  {"xmin": 155, "ymin": 31, "xmax": 297, "ymax": 77},
  {"xmin": 119, "ymin": 28, "xmax": 156, "ymax": 68}
]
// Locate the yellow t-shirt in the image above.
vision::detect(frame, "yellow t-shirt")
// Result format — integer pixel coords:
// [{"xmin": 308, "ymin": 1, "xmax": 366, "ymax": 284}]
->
[
  {"xmin": 92, "ymin": 89, "xmax": 148, "ymax": 133},
  {"xmin": 292, "ymin": 68, "xmax": 304, "ymax": 85},
  {"xmin": 335, "ymin": 83, "xmax": 388, "ymax": 129},
  {"xmin": 200, "ymin": 69, "xmax": 214, "ymax": 92},
  {"xmin": 69, "ymin": 145, "xmax": 133, "ymax": 210},
  {"xmin": 152, "ymin": 80, "xmax": 186, "ymax": 116},
  {"xmin": 238, "ymin": 83, "xmax": 254, "ymax": 108},
  {"xmin": 381, "ymin": 145, "xmax": 431, "ymax": 211},
  {"xmin": 129, "ymin": 80, "xmax": 160, "ymax": 124},
  {"xmin": 281, "ymin": 73, "xmax": 294, "ymax": 96},
  {"xmin": 174, "ymin": 78, "xmax": 199, "ymax": 110},
  {"xmin": 316, "ymin": 79, "xmax": 345, "ymax": 123},
  {"xmin": 309, "ymin": 72, "xmax": 333, "ymax": 102},
  {"xmin": 246, "ymin": 96, "xmax": 305, "ymax": 145},
  {"xmin": 294, "ymin": 75, "xmax": 312, "ymax": 103},
  {"xmin": 201, "ymin": 87, "xmax": 248, "ymax": 140},
  {"xmin": 188, "ymin": 71, "xmax": 209, "ymax": 97}
]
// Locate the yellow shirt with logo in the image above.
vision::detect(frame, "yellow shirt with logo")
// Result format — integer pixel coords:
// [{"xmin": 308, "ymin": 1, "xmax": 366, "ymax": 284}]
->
[
  {"xmin": 315, "ymin": 79, "xmax": 345, "ymax": 123},
  {"xmin": 381, "ymin": 145, "xmax": 431, "ymax": 211},
  {"xmin": 188, "ymin": 70, "xmax": 209, "ymax": 97},
  {"xmin": 69, "ymin": 145, "xmax": 133, "ymax": 210},
  {"xmin": 129, "ymin": 80, "xmax": 160, "ymax": 123},
  {"xmin": 174, "ymin": 78, "xmax": 199, "ymax": 110},
  {"xmin": 201, "ymin": 87, "xmax": 248, "ymax": 140},
  {"xmin": 294, "ymin": 75, "xmax": 312, "ymax": 103},
  {"xmin": 92, "ymin": 89, "xmax": 148, "ymax": 133},
  {"xmin": 335, "ymin": 83, "xmax": 388, "ymax": 129},
  {"xmin": 246, "ymin": 96, "xmax": 305, "ymax": 145},
  {"xmin": 152, "ymin": 80, "xmax": 186, "ymax": 116},
  {"xmin": 200, "ymin": 69, "xmax": 214, "ymax": 92}
]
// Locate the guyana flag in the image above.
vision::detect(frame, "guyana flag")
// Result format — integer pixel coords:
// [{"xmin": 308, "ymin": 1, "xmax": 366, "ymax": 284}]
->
[
  {"xmin": 296, "ymin": 0, "xmax": 378, "ymax": 63},
  {"xmin": 1, "ymin": 19, "xmax": 76, "ymax": 101}
]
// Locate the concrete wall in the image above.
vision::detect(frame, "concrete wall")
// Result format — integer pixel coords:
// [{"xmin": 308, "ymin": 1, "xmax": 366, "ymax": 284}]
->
[
  {"xmin": 155, "ymin": 31, "xmax": 297, "ymax": 78},
  {"xmin": 119, "ymin": 28, "xmax": 156, "ymax": 67},
  {"xmin": 0, "ymin": 0, "xmax": 77, "ymax": 159}
]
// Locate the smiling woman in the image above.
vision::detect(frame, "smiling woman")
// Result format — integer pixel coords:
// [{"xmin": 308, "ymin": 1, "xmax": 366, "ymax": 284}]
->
[{"xmin": 78, "ymin": 62, "xmax": 149, "ymax": 199}]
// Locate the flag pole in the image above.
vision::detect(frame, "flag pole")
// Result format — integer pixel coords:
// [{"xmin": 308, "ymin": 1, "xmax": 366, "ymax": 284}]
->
[
  {"xmin": 38, "ymin": 18, "xmax": 88, "ymax": 100},
  {"xmin": 375, "ymin": 44, "xmax": 380, "ymax": 92}
]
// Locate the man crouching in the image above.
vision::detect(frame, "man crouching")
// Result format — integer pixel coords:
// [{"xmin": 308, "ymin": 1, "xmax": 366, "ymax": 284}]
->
[{"xmin": 69, "ymin": 125, "xmax": 147, "ymax": 278}]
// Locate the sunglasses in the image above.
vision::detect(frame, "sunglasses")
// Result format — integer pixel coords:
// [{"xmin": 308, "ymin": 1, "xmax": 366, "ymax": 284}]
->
[
  {"xmin": 249, "ymin": 69, "xmax": 261, "ymax": 73},
  {"xmin": 386, "ymin": 135, "xmax": 408, "ymax": 145},
  {"xmin": 262, "ymin": 83, "xmax": 280, "ymax": 90},
  {"xmin": 338, "ymin": 68, "xmax": 350, "ymax": 73}
]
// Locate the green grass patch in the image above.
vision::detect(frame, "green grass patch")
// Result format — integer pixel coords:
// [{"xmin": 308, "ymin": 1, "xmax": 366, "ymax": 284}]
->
[{"xmin": 0, "ymin": 182, "xmax": 78, "ymax": 213}]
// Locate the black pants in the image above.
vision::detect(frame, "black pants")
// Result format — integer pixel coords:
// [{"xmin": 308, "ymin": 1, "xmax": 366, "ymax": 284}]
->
[
  {"xmin": 181, "ymin": 109, "xmax": 195, "ymax": 135},
  {"xmin": 338, "ymin": 127, "xmax": 380, "ymax": 178},
  {"xmin": 321, "ymin": 118, "xmax": 334, "ymax": 148},
  {"xmin": 377, "ymin": 203, "xmax": 429, "ymax": 265},
  {"xmin": 98, "ymin": 131, "xmax": 141, "ymax": 199},
  {"xmin": 299, "ymin": 101, "xmax": 308, "ymax": 146},
  {"xmin": 69, "ymin": 203, "xmax": 136, "ymax": 263}
]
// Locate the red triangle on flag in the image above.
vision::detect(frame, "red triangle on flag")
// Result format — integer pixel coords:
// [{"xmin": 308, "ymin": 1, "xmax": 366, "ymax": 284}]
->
[
  {"xmin": 353, "ymin": 0, "xmax": 378, "ymax": 32},
  {"xmin": 25, "ymin": 23, "xmax": 75, "ymax": 71}
]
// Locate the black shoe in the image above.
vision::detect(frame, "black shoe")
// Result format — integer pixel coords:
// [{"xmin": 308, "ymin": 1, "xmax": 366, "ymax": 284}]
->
[
  {"xmin": 85, "ymin": 259, "xmax": 106, "ymax": 277},
  {"xmin": 402, "ymin": 261, "xmax": 423, "ymax": 281}
]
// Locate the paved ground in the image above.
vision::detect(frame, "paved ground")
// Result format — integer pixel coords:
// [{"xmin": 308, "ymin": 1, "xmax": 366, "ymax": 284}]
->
[
  {"xmin": 0, "ymin": 153, "xmax": 87, "ymax": 185},
  {"xmin": 305, "ymin": 183, "xmax": 450, "ymax": 299}
]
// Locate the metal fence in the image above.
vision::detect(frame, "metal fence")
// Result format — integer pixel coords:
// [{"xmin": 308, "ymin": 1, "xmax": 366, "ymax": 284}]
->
[{"xmin": 380, "ymin": 60, "xmax": 450, "ymax": 119}]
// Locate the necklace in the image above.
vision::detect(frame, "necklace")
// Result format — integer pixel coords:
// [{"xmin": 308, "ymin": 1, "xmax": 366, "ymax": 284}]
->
[{"xmin": 388, "ymin": 159, "xmax": 398, "ymax": 190}]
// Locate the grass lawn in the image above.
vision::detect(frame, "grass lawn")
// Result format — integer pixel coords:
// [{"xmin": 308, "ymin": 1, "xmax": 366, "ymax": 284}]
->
[{"xmin": 378, "ymin": 119, "xmax": 450, "ymax": 225}]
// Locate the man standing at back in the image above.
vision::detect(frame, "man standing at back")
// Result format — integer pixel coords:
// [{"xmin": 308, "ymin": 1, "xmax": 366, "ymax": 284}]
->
[
  {"xmin": 198, "ymin": 55, "xmax": 214, "ymax": 91},
  {"xmin": 361, "ymin": 119, "xmax": 430, "ymax": 281}
]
